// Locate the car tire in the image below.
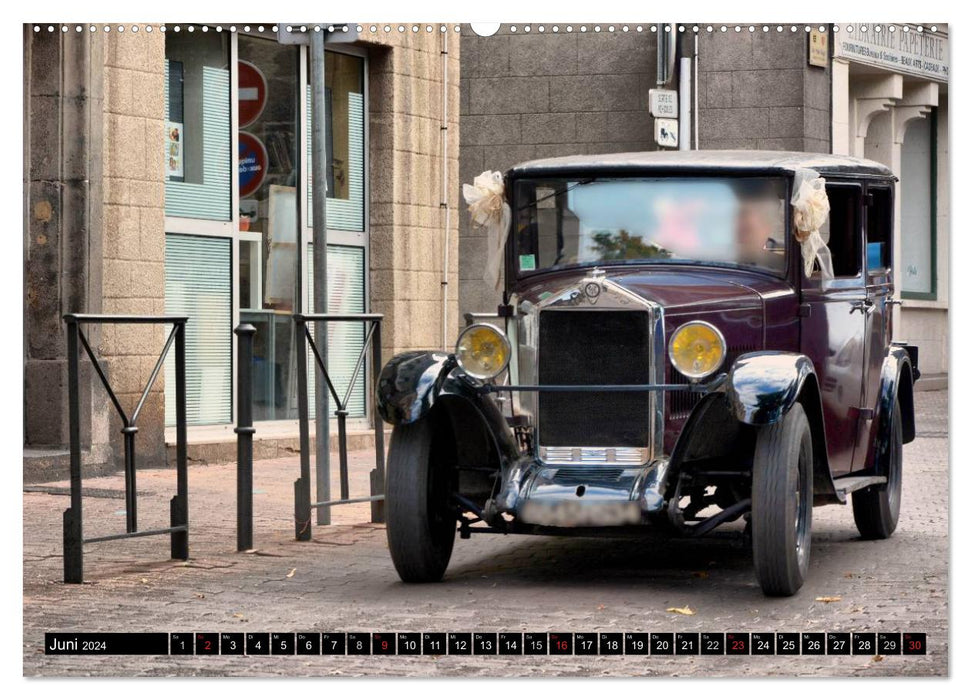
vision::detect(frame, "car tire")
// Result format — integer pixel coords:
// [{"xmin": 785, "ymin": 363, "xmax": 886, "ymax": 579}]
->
[
  {"xmin": 852, "ymin": 398, "xmax": 903, "ymax": 540},
  {"xmin": 386, "ymin": 417, "xmax": 457, "ymax": 583},
  {"xmin": 751, "ymin": 402, "xmax": 813, "ymax": 597}
]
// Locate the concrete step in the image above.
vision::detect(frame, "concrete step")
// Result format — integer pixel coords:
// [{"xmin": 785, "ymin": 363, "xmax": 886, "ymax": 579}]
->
[{"xmin": 166, "ymin": 427, "xmax": 393, "ymax": 466}]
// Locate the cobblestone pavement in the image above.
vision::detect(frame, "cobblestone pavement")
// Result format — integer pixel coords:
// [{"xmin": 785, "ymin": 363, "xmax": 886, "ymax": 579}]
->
[{"xmin": 23, "ymin": 391, "xmax": 948, "ymax": 677}]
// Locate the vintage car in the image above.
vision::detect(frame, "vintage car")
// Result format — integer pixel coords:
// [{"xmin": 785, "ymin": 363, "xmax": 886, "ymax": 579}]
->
[{"xmin": 376, "ymin": 151, "xmax": 919, "ymax": 597}]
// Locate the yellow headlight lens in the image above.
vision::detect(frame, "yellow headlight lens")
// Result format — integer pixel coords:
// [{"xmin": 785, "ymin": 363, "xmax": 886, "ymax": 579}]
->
[
  {"xmin": 668, "ymin": 321, "xmax": 726, "ymax": 380},
  {"xmin": 455, "ymin": 324, "xmax": 511, "ymax": 380}
]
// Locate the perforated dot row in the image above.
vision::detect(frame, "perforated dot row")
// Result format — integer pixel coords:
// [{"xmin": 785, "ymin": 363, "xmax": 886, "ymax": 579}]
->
[{"xmin": 32, "ymin": 24, "xmax": 940, "ymax": 35}]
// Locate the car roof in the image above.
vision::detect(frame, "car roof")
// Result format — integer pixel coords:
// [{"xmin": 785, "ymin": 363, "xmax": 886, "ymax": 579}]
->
[{"xmin": 507, "ymin": 150, "xmax": 896, "ymax": 179}]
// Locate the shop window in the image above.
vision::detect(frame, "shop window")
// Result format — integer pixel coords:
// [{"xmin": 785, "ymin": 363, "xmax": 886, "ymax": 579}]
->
[
  {"xmin": 237, "ymin": 36, "xmax": 301, "ymax": 422},
  {"xmin": 307, "ymin": 52, "xmax": 366, "ymax": 231},
  {"xmin": 164, "ymin": 30, "xmax": 232, "ymax": 221},
  {"xmin": 867, "ymin": 187, "xmax": 892, "ymax": 271},
  {"xmin": 818, "ymin": 185, "xmax": 861, "ymax": 279}
]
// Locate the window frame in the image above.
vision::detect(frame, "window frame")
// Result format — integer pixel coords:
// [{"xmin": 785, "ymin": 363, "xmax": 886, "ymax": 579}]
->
[
  {"xmin": 805, "ymin": 180, "xmax": 865, "ymax": 290},
  {"xmin": 901, "ymin": 109, "xmax": 938, "ymax": 301}
]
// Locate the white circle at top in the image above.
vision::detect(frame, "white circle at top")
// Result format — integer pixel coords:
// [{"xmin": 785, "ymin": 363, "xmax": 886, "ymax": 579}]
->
[{"xmin": 470, "ymin": 23, "xmax": 501, "ymax": 37}]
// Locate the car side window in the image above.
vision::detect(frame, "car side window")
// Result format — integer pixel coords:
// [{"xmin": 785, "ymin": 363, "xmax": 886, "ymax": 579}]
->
[
  {"xmin": 866, "ymin": 186, "xmax": 892, "ymax": 271},
  {"xmin": 816, "ymin": 184, "xmax": 862, "ymax": 279}
]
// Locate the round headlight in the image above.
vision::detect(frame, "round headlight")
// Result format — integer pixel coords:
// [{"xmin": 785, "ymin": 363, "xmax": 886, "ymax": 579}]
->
[
  {"xmin": 455, "ymin": 324, "xmax": 511, "ymax": 380},
  {"xmin": 668, "ymin": 321, "xmax": 726, "ymax": 380}
]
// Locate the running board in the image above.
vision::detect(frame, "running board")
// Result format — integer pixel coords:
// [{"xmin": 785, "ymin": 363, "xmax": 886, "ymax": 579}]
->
[{"xmin": 833, "ymin": 475, "xmax": 887, "ymax": 501}]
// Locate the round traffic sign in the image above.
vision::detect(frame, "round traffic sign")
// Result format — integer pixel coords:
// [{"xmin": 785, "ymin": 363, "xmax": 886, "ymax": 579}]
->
[
  {"xmin": 237, "ymin": 60, "xmax": 268, "ymax": 128},
  {"xmin": 238, "ymin": 131, "xmax": 268, "ymax": 198}
]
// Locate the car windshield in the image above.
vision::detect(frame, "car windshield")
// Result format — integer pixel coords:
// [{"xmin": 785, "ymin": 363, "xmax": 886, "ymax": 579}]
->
[{"xmin": 512, "ymin": 176, "xmax": 788, "ymax": 276}]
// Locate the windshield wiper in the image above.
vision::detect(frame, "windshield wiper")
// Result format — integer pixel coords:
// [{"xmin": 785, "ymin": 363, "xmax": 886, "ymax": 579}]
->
[{"xmin": 517, "ymin": 177, "xmax": 597, "ymax": 212}]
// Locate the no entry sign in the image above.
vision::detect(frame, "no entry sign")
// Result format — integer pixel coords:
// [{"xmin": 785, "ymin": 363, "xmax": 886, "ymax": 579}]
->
[
  {"xmin": 238, "ymin": 131, "xmax": 268, "ymax": 198},
  {"xmin": 238, "ymin": 60, "xmax": 268, "ymax": 128}
]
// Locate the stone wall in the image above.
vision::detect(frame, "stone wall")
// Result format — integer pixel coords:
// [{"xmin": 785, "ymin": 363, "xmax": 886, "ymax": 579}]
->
[
  {"xmin": 458, "ymin": 26, "xmax": 659, "ymax": 320},
  {"xmin": 696, "ymin": 30, "xmax": 830, "ymax": 152},
  {"xmin": 24, "ymin": 26, "xmax": 106, "ymax": 466},
  {"xmin": 98, "ymin": 30, "xmax": 168, "ymax": 467},
  {"xmin": 362, "ymin": 26, "xmax": 461, "ymax": 357}
]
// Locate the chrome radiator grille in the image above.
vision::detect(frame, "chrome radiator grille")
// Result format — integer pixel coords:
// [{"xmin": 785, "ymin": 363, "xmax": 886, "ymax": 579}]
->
[{"xmin": 537, "ymin": 309, "xmax": 653, "ymax": 457}]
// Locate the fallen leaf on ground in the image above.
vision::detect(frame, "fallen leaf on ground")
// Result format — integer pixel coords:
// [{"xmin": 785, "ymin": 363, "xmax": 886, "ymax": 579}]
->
[
  {"xmin": 140, "ymin": 578, "xmax": 148, "ymax": 584},
  {"xmin": 815, "ymin": 596, "xmax": 842, "ymax": 603},
  {"xmin": 692, "ymin": 571, "xmax": 709, "ymax": 579},
  {"xmin": 194, "ymin": 593, "xmax": 205, "ymax": 599},
  {"xmin": 872, "ymin": 655, "xmax": 884, "ymax": 662},
  {"xmin": 597, "ymin": 604, "xmax": 606, "ymax": 611},
  {"xmin": 286, "ymin": 568, "xmax": 296, "ymax": 578},
  {"xmin": 843, "ymin": 572, "xmax": 855, "ymax": 578},
  {"xmin": 666, "ymin": 606, "xmax": 695, "ymax": 616},
  {"xmin": 233, "ymin": 612, "xmax": 244, "ymax": 618}
]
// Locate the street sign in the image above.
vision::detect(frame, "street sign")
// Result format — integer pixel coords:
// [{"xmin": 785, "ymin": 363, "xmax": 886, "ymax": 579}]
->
[
  {"xmin": 237, "ymin": 61, "xmax": 268, "ymax": 128},
  {"xmin": 655, "ymin": 118, "xmax": 679, "ymax": 149},
  {"xmin": 649, "ymin": 89, "xmax": 679, "ymax": 118},
  {"xmin": 238, "ymin": 132, "xmax": 268, "ymax": 198}
]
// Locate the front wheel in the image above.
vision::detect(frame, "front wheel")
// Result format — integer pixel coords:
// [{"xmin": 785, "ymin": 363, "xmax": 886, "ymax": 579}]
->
[
  {"xmin": 385, "ymin": 418, "xmax": 457, "ymax": 583},
  {"xmin": 852, "ymin": 398, "xmax": 903, "ymax": 539},
  {"xmin": 751, "ymin": 403, "xmax": 814, "ymax": 597}
]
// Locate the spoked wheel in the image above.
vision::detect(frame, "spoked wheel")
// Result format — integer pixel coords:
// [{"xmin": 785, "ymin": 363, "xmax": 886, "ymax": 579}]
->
[
  {"xmin": 385, "ymin": 417, "xmax": 458, "ymax": 582},
  {"xmin": 751, "ymin": 403, "xmax": 814, "ymax": 597},
  {"xmin": 853, "ymin": 398, "xmax": 903, "ymax": 539}
]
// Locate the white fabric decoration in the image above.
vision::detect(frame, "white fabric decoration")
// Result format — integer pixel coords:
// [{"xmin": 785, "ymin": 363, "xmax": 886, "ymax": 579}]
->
[
  {"xmin": 463, "ymin": 170, "xmax": 511, "ymax": 291},
  {"xmin": 791, "ymin": 168, "xmax": 834, "ymax": 280}
]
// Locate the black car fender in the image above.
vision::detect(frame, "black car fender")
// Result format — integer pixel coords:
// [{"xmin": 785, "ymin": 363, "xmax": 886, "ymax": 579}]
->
[
  {"xmin": 860, "ymin": 346, "xmax": 917, "ymax": 473},
  {"xmin": 376, "ymin": 350, "xmax": 520, "ymax": 465},
  {"xmin": 722, "ymin": 351, "xmax": 839, "ymax": 503}
]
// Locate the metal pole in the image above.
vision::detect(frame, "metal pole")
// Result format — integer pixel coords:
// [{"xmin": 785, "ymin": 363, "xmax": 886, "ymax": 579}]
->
[
  {"xmin": 370, "ymin": 320, "xmax": 385, "ymax": 523},
  {"xmin": 294, "ymin": 317, "xmax": 313, "ymax": 541},
  {"xmin": 122, "ymin": 426, "xmax": 138, "ymax": 532},
  {"xmin": 337, "ymin": 408, "xmax": 349, "ymax": 500},
  {"xmin": 170, "ymin": 321, "xmax": 189, "ymax": 561},
  {"xmin": 234, "ymin": 324, "xmax": 256, "ymax": 551},
  {"xmin": 64, "ymin": 318, "xmax": 83, "ymax": 583},
  {"xmin": 310, "ymin": 29, "xmax": 331, "ymax": 526}
]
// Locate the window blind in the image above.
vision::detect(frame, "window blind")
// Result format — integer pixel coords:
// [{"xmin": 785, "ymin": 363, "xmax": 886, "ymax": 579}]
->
[
  {"xmin": 164, "ymin": 234, "xmax": 233, "ymax": 426},
  {"xmin": 306, "ymin": 244, "xmax": 367, "ymax": 419},
  {"xmin": 306, "ymin": 88, "xmax": 365, "ymax": 231},
  {"xmin": 163, "ymin": 62, "xmax": 232, "ymax": 221}
]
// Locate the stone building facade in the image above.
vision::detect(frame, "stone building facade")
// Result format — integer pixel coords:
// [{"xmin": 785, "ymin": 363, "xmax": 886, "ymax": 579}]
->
[
  {"xmin": 458, "ymin": 23, "xmax": 947, "ymax": 383},
  {"xmin": 23, "ymin": 24, "xmax": 461, "ymax": 478}
]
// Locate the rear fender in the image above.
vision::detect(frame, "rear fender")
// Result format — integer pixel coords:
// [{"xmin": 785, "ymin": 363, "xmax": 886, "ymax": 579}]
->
[{"xmin": 862, "ymin": 347, "xmax": 916, "ymax": 472}]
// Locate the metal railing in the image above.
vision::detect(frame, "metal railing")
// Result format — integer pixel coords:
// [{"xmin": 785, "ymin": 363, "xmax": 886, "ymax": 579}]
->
[
  {"xmin": 62, "ymin": 314, "xmax": 189, "ymax": 583},
  {"xmin": 292, "ymin": 313, "xmax": 386, "ymax": 541}
]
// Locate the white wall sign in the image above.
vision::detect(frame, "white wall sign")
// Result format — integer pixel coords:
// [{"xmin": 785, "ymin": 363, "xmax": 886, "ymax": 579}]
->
[
  {"xmin": 833, "ymin": 25, "xmax": 948, "ymax": 82},
  {"xmin": 649, "ymin": 89, "xmax": 679, "ymax": 118},
  {"xmin": 655, "ymin": 118, "xmax": 679, "ymax": 148}
]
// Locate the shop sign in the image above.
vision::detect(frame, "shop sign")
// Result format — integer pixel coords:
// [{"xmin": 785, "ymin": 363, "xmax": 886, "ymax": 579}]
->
[
  {"xmin": 238, "ymin": 132, "xmax": 268, "ymax": 198},
  {"xmin": 808, "ymin": 28, "xmax": 829, "ymax": 67},
  {"xmin": 238, "ymin": 60, "xmax": 268, "ymax": 128},
  {"xmin": 833, "ymin": 25, "xmax": 948, "ymax": 82}
]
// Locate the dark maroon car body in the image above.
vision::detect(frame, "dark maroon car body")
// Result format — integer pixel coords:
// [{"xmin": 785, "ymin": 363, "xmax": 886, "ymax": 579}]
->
[{"xmin": 377, "ymin": 151, "xmax": 919, "ymax": 594}]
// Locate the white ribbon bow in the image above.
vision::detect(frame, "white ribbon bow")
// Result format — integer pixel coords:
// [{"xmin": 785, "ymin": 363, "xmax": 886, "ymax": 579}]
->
[
  {"xmin": 462, "ymin": 170, "xmax": 511, "ymax": 291},
  {"xmin": 791, "ymin": 169, "xmax": 834, "ymax": 280}
]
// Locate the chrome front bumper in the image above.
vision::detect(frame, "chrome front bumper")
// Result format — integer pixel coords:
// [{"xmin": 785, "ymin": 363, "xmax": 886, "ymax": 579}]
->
[{"xmin": 492, "ymin": 458, "xmax": 670, "ymax": 528}]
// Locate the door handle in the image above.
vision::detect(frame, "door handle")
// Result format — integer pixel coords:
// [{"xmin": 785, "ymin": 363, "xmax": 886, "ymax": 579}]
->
[
  {"xmin": 886, "ymin": 298, "xmax": 903, "ymax": 308},
  {"xmin": 850, "ymin": 299, "xmax": 874, "ymax": 315}
]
